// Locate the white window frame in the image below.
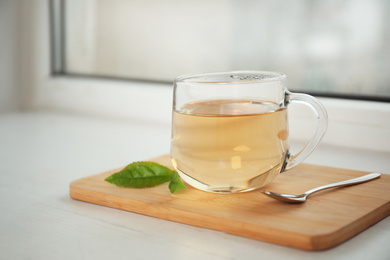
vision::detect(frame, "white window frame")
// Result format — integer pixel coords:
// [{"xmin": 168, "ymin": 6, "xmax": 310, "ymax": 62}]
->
[{"xmin": 18, "ymin": 0, "xmax": 390, "ymax": 153}]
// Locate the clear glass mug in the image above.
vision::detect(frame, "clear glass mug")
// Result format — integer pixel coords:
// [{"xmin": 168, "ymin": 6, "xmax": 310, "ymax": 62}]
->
[{"xmin": 171, "ymin": 71, "xmax": 327, "ymax": 193}]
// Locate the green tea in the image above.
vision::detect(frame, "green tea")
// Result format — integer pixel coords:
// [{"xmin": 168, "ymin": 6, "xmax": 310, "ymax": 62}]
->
[{"xmin": 171, "ymin": 99, "xmax": 289, "ymax": 193}]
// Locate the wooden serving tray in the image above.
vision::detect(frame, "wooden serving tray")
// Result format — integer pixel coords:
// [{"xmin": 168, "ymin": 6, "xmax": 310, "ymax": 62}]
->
[{"xmin": 69, "ymin": 154, "xmax": 390, "ymax": 251}]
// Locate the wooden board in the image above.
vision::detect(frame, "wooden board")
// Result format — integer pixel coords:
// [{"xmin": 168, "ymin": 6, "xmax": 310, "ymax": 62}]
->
[{"xmin": 69, "ymin": 154, "xmax": 390, "ymax": 251}]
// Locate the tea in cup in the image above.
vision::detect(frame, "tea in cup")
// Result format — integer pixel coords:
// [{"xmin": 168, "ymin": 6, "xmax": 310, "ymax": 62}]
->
[{"xmin": 171, "ymin": 71, "xmax": 327, "ymax": 193}]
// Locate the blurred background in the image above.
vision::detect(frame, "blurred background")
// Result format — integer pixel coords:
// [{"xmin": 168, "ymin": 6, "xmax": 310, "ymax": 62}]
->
[
  {"xmin": 60, "ymin": 0, "xmax": 390, "ymax": 99},
  {"xmin": 1, "ymin": 0, "xmax": 390, "ymax": 115}
]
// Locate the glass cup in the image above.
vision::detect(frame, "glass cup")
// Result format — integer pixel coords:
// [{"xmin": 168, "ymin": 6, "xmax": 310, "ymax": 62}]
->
[{"xmin": 171, "ymin": 71, "xmax": 328, "ymax": 193}]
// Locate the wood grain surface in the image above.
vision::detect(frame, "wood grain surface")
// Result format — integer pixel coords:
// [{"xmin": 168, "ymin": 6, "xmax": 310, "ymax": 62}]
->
[{"xmin": 69, "ymin": 154, "xmax": 390, "ymax": 251}]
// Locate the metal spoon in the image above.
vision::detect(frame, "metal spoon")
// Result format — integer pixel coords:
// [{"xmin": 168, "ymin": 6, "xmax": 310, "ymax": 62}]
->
[{"xmin": 258, "ymin": 173, "xmax": 381, "ymax": 203}]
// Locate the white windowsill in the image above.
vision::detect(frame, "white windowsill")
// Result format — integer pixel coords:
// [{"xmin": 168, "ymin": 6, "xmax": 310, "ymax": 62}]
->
[{"xmin": 31, "ymin": 75, "xmax": 390, "ymax": 154}]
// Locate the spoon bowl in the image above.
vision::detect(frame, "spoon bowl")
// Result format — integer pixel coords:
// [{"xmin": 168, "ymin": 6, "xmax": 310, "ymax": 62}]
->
[{"xmin": 258, "ymin": 173, "xmax": 381, "ymax": 203}]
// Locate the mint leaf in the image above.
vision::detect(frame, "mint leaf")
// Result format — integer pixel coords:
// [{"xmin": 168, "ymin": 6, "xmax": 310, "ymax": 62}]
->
[
  {"xmin": 169, "ymin": 172, "xmax": 187, "ymax": 193},
  {"xmin": 105, "ymin": 161, "xmax": 174, "ymax": 188}
]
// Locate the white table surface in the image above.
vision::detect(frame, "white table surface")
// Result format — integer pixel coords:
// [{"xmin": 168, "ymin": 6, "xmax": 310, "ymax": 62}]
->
[{"xmin": 1, "ymin": 111, "xmax": 389, "ymax": 260}]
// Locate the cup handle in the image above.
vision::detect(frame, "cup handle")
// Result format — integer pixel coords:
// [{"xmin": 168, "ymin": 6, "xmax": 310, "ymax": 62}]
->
[{"xmin": 282, "ymin": 91, "xmax": 328, "ymax": 171}]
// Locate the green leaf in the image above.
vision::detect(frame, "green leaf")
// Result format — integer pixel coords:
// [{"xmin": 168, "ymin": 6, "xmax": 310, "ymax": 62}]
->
[
  {"xmin": 168, "ymin": 172, "xmax": 187, "ymax": 193},
  {"xmin": 105, "ymin": 161, "xmax": 174, "ymax": 188}
]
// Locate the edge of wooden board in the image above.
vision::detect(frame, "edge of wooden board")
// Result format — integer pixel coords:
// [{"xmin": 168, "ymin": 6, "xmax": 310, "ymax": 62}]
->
[{"xmin": 69, "ymin": 155, "xmax": 390, "ymax": 251}]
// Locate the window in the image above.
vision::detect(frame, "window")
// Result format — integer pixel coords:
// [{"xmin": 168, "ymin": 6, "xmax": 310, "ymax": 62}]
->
[{"xmin": 51, "ymin": 0, "xmax": 390, "ymax": 101}]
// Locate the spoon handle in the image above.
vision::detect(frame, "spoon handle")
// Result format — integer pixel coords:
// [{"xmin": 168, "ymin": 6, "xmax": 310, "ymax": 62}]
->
[{"xmin": 304, "ymin": 173, "xmax": 381, "ymax": 196}]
